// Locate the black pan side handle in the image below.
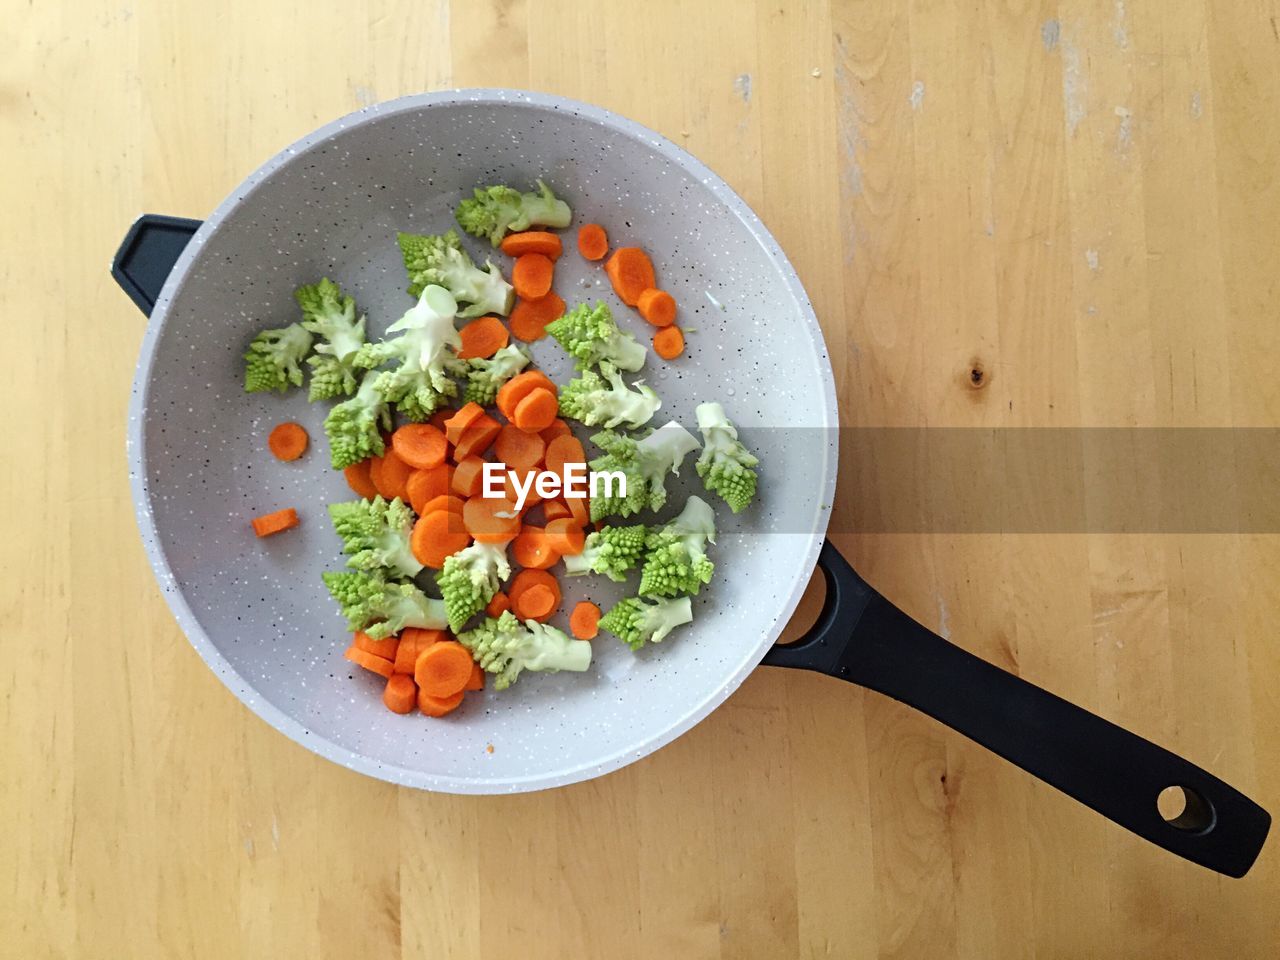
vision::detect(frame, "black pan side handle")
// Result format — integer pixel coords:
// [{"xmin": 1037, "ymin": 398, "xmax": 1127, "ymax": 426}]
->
[
  {"xmin": 763, "ymin": 540, "xmax": 1271, "ymax": 877},
  {"xmin": 111, "ymin": 214, "xmax": 202, "ymax": 316}
]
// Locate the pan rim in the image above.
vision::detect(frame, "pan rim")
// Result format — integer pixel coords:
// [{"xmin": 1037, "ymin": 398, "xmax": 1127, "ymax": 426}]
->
[{"xmin": 126, "ymin": 88, "xmax": 838, "ymax": 793}]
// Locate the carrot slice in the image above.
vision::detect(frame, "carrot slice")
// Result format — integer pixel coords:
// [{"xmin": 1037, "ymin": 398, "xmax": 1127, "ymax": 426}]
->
[
  {"xmin": 515, "ymin": 583, "xmax": 557, "ymax": 621},
  {"xmin": 508, "ymin": 569, "xmax": 560, "ymax": 616},
  {"xmin": 654, "ymin": 325, "xmax": 685, "ymax": 360},
  {"xmin": 485, "ymin": 592, "xmax": 511, "ymax": 618},
  {"xmin": 251, "ymin": 508, "xmax": 299, "ymax": 538},
  {"xmin": 418, "ymin": 687, "xmax": 465, "ymax": 717},
  {"xmin": 509, "ymin": 292, "xmax": 566, "ymax": 342},
  {"xmin": 605, "ymin": 247, "xmax": 656, "ymax": 306},
  {"xmin": 577, "ymin": 223, "xmax": 609, "ymax": 261},
  {"xmin": 457, "ymin": 316, "xmax": 510, "ymax": 360},
  {"xmin": 503, "ymin": 469, "xmax": 544, "ymax": 510},
  {"xmin": 500, "ymin": 231, "xmax": 563, "ymax": 259},
  {"xmin": 428, "ymin": 407, "xmax": 455, "ymax": 433},
  {"xmin": 353, "ymin": 630, "xmax": 399, "ymax": 660},
  {"xmin": 392, "ymin": 423, "xmax": 448, "ymax": 470},
  {"xmin": 443, "ymin": 402, "xmax": 486, "ymax": 446},
  {"xmin": 513, "ymin": 387, "xmax": 558, "ymax": 432},
  {"xmin": 345, "ymin": 644, "xmax": 394, "ymax": 678},
  {"xmin": 565, "ymin": 491, "xmax": 590, "ymax": 527},
  {"xmin": 368, "ymin": 454, "xmax": 386, "ymax": 495},
  {"xmin": 539, "ymin": 419, "xmax": 572, "ymax": 444},
  {"xmin": 511, "ymin": 253, "xmax": 554, "ymax": 300},
  {"xmin": 451, "ymin": 455, "xmax": 489, "ymax": 498},
  {"xmin": 421, "ymin": 494, "xmax": 466, "ymax": 517},
  {"xmin": 496, "ymin": 371, "xmax": 556, "ymax": 420},
  {"xmin": 544, "ymin": 434, "xmax": 586, "ymax": 477},
  {"xmin": 511, "ymin": 526, "xmax": 558, "ymax": 570},
  {"xmin": 494, "ymin": 423, "xmax": 546, "ymax": 472},
  {"xmin": 463, "ymin": 495, "xmax": 522, "ymax": 544},
  {"xmin": 465, "ymin": 662, "xmax": 486, "ymax": 691},
  {"xmin": 410, "ymin": 509, "xmax": 472, "ymax": 568},
  {"xmin": 394, "ymin": 627, "xmax": 446, "ymax": 674},
  {"xmin": 570, "ymin": 601, "xmax": 601, "ymax": 640},
  {"xmin": 542, "ymin": 499, "xmax": 572, "ymax": 523},
  {"xmin": 268, "ymin": 421, "xmax": 309, "ymax": 461},
  {"xmin": 374, "ymin": 447, "xmax": 413, "ymax": 502},
  {"xmin": 636, "ymin": 288, "xmax": 677, "ymax": 328},
  {"xmin": 414, "ymin": 640, "xmax": 475, "ymax": 698},
  {"xmin": 406, "ymin": 464, "xmax": 454, "ymax": 514},
  {"xmin": 546, "ymin": 518, "xmax": 585, "ymax": 556},
  {"xmin": 383, "ymin": 673, "xmax": 418, "ymax": 714},
  {"xmin": 344, "ymin": 460, "xmax": 379, "ymax": 500},
  {"xmin": 454, "ymin": 414, "xmax": 502, "ymax": 461}
]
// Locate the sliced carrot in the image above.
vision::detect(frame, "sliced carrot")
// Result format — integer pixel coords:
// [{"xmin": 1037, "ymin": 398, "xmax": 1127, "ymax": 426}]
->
[
  {"xmin": 508, "ymin": 569, "xmax": 560, "ymax": 617},
  {"xmin": 511, "ymin": 526, "xmax": 558, "ymax": 570},
  {"xmin": 539, "ymin": 419, "xmax": 572, "ymax": 444},
  {"xmin": 268, "ymin": 421, "xmax": 309, "ymax": 461},
  {"xmin": 406, "ymin": 464, "xmax": 454, "ymax": 514},
  {"xmin": 515, "ymin": 583, "xmax": 557, "ymax": 621},
  {"xmin": 251, "ymin": 508, "xmax": 299, "ymax": 538},
  {"xmin": 500, "ymin": 231, "xmax": 563, "ymax": 259},
  {"xmin": 654, "ymin": 325, "xmax": 685, "ymax": 360},
  {"xmin": 494, "ymin": 423, "xmax": 546, "ymax": 472},
  {"xmin": 345, "ymin": 644, "xmax": 394, "ymax": 678},
  {"xmin": 565, "ymin": 492, "xmax": 590, "ymax": 527},
  {"xmin": 451, "ymin": 455, "xmax": 489, "ymax": 498},
  {"xmin": 414, "ymin": 640, "xmax": 476, "ymax": 698},
  {"xmin": 496, "ymin": 371, "xmax": 557, "ymax": 420},
  {"xmin": 511, "ymin": 253, "xmax": 555, "ymax": 300},
  {"xmin": 503, "ymin": 469, "xmax": 544, "ymax": 511},
  {"xmin": 546, "ymin": 518, "xmax": 585, "ymax": 556},
  {"xmin": 513, "ymin": 387, "xmax": 559, "ymax": 432},
  {"xmin": 544, "ymin": 434, "xmax": 587, "ymax": 476},
  {"xmin": 394, "ymin": 627, "xmax": 446, "ymax": 674},
  {"xmin": 542, "ymin": 499, "xmax": 572, "ymax": 523},
  {"xmin": 374, "ymin": 447, "xmax": 413, "ymax": 502},
  {"xmin": 421, "ymin": 494, "xmax": 466, "ymax": 517},
  {"xmin": 605, "ymin": 247, "xmax": 656, "ymax": 306},
  {"xmin": 392, "ymin": 423, "xmax": 448, "ymax": 470},
  {"xmin": 570, "ymin": 601, "xmax": 601, "ymax": 640},
  {"xmin": 411, "ymin": 509, "xmax": 472, "ymax": 569},
  {"xmin": 577, "ymin": 223, "xmax": 609, "ymax": 261},
  {"xmin": 418, "ymin": 687, "xmax": 465, "ymax": 717},
  {"xmin": 509, "ymin": 293, "xmax": 566, "ymax": 342},
  {"xmin": 485, "ymin": 592, "xmax": 511, "ymax": 618},
  {"xmin": 463, "ymin": 495, "xmax": 523, "ymax": 544},
  {"xmin": 368, "ymin": 454, "xmax": 386, "ymax": 496},
  {"xmin": 454, "ymin": 414, "xmax": 502, "ymax": 461},
  {"xmin": 457, "ymin": 315, "xmax": 509, "ymax": 360},
  {"xmin": 383, "ymin": 673, "xmax": 418, "ymax": 714},
  {"xmin": 428, "ymin": 407, "xmax": 455, "ymax": 433},
  {"xmin": 344, "ymin": 460, "xmax": 379, "ymax": 500},
  {"xmin": 443, "ymin": 402, "xmax": 486, "ymax": 446},
  {"xmin": 465, "ymin": 662, "xmax": 486, "ymax": 691},
  {"xmin": 636, "ymin": 288, "xmax": 677, "ymax": 328},
  {"xmin": 353, "ymin": 630, "xmax": 399, "ymax": 660}
]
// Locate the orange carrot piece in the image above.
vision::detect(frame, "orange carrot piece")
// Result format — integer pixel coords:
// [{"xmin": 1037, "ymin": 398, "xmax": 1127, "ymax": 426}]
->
[
  {"xmin": 544, "ymin": 434, "xmax": 586, "ymax": 477},
  {"xmin": 421, "ymin": 494, "xmax": 466, "ymax": 517},
  {"xmin": 605, "ymin": 247, "xmax": 656, "ymax": 306},
  {"xmin": 451, "ymin": 455, "xmax": 489, "ymax": 498},
  {"xmin": 654, "ymin": 325, "xmax": 685, "ymax": 360},
  {"xmin": 465, "ymin": 662, "xmax": 485, "ymax": 691},
  {"xmin": 428, "ymin": 407, "xmax": 455, "ymax": 433},
  {"xmin": 485, "ymin": 592, "xmax": 511, "ymax": 618},
  {"xmin": 353, "ymin": 630, "xmax": 400, "ymax": 660},
  {"xmin": 251, "ymin": 508, "xmax": 299, "ymax": 538},
  {"xmin": 383, "ymin": 673, "xmax": 418, "ymax": 714},
  {"xmin": 509, "ymin": 293, "xmax": 566, "ymax": 342},
  {"xmin": 392, "ymin": 423, "xmax": 449, "ymax": 470},
  {"xmin": 267, "ymin": 421, "xmax": 309, "ymax": 461},
  {"xmin": 542, "ymin": 499, "xmax": 572, "ymax": 523},
  {"xmin": 503, "ymin": 469, "xmax": 544, "ymax": 511},
  {"xmin": 414, "ymin": 640, "xmax": 475, "ymax": 698},
  {"xmin": 513, "ymin": 387, "xmax": 559, "ymax": 432},
  {"xmin": 570, "ymin": 601, "xmax": 601, "ymax": 640},
  {"xmin": 577, "ymin": 223, "xmax": 609, "ymax": 261},
  {"xmin": 344, "ymin": 460, "xmax": 379, "ymax": 500},
  {"xmin": 406, "ymin": 464, "xmax": 454, "ymax": 514},
  {"xmin": 374, "ymin": 447, "xmax": 413, "ymax": 502},
  {"xmin": 443, "ymin": 402, "xmax": 485, "ymax": 446},
  {"xmin": 515, "ymin": 583, "xmax": 557, "ymax": 621},
  {"xmin": 454, "ymin": 414, "xmax": 502, "ymax": 462},
  {"xmin": 511, "ymin": 526, "xmax": 558, "ymax": 569},
  {"xmin": 394, "ymin": 627, "xmax": 446, "ymax": 674},
  {"xmin": 494, "ymin": 423, "xmax": 546, "ymax": 472},
  {"xmin": 418, "ymin": 687, "xmax": 465, "ymax": 717},
  {"xmin": 367, "ymin": 454, "xmax": 386, "ymax": 496},
  {"xmin": 345, "ymin": 644, "xmax": 395, "ymax": 678},
  {"xmin": 463, "ymin": 495, "xmax": 522, "ymax": 544},
  {"xmin": 457, "ymin": 316, "xmax": 510, "ymax": 360},
  {"xmin": 496, "ymin": 371, "xmax": 557, "ymax": 420},
  {"xmin": 500, "ymin": 231, "xmax": 563, "ymax": 260},
  {"xmin": 565, "ymin": 491, "xmax": 590, "ymax": 527},
  {"xmin": 546, "ymin": 517, "xmax": 585, "ymax": 556},
  {"xmin": 511, "ymin": 253, "xmax": 555, "ymax": 300},
  {"xmin": 539, "ymin": 419, "xmax": 572, "ymax": 444},
  {"xmin": 508, "ymin": 569, "xmax": 560, "ymax": 616},
  {"xmin": 411, "ymin": 509, "xmax": 472, "ymax": 569},
  {"xmin": 636, "ymin": 288, "xmax": 677, "ymax": 328}
]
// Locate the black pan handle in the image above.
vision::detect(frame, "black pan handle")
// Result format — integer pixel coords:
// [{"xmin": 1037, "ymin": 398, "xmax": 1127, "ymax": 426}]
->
[
  {"xmin": 764, "ymin": 540, "xmax": 1271, "ymax": 877},
  {"xmin": 112, "ymin": 214, "xmax": 203, "ymax": 316}
]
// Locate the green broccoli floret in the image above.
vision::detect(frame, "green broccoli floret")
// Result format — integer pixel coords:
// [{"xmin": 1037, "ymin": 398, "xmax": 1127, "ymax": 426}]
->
[
  {"xmin": 464, "ymin": 343, "xmax": 531, "ymax": 406},
  {"xmin": 598, "ymin": 596, "xmax": 694, "ymax": 651},
  {"xmin": 588, "ymin": 421, "xmax": 701, "ymax": 521},
  {"xmin": 562, "ymin": 524, "xmax": 648, "ymax": 581},
  {"xmin": 436, "ymin": 540, "xmax": 511, "ymax": 631},
  {"xmin": 558, "ymin": 362, "xmax": 661, "ymax": 429},
  {"xmin": 638, "ymin": 496, "xmax": 716, "ymax": 597},
  {"xmin": 397, "ymin": 229, "xmax": 514, "ymax": 317},
  {"xmin": 323, "ymin": 369, "xmax": 392, "ymax": 469},
  {"xmin": 455, "ymin": 180, "xmax": 573, "ymax": 246},
  {"xmin": 458, "ymin": 610, "xmax": 592, "ymax": 690},
  {"xmin": 243, "ymin": 323, "xmax": 313, "ymax": 393},
  {"xmin": 545, "ymin": 302, "xmax": 647, "ymax": 373},
  {"xmin": 295, "ymin": 278, "xmax": 368, "ymax": 401},
  {"xmin": 694, "ymin": 402, "xmax": 759, "ymax": 513},
  {"xmin": 322, "ymin": 571, "xmax": 448, "ymax": 640},
  {"xmin": 354, "ymin": 285, "xmax": 466, "ymax": 421},
  {"xmin": 327, "ymin": 495, "xmax": 423, "ymax": 580}
]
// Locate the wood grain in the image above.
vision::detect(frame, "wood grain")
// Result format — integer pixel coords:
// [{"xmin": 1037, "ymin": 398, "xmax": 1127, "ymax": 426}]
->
[{"xmin": 3, "ymin": 0, "xmax": 1278, "ymax": 956}]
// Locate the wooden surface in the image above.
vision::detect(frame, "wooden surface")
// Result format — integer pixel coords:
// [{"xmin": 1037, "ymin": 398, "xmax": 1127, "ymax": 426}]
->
[{"xmin": 5, "ymin": 0, "xmax": 1279, "ymax": 956}]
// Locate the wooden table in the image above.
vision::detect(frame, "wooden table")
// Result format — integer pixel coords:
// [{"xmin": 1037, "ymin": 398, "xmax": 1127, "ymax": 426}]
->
[{"xmin": 5, "ymin": 1, "xmax": 1278, "ymax": 956}]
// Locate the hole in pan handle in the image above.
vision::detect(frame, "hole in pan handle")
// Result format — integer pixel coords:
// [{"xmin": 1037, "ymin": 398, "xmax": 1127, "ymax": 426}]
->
[
  {"xmin": 763, "ymin": 540, "xmax": 1271, "ymax": 877},
  {"xmin": 112, "ymin": 214, "xmax": 203, "ymax": 316}
]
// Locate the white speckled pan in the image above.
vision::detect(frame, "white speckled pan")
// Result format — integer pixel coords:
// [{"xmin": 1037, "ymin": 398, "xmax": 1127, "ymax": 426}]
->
[{"xmin": 123, "ymin": 91, "xmax": 837, "ymax": 794}]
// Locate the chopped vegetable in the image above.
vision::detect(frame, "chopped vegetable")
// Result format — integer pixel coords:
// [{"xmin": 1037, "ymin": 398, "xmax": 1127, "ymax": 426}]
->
[
  {"xmin": 577, "ymin": 223, "xmax": 609, "ymax": 261},
  {"xmin": 515, "ymin": 583, "xmax": 557, "ymax": 621},
  {"xmin": 638, "ymin": 495, "xmax": 716, "ymax": 597},
  {"xmin": 465, "ymin": 344, "xmax": 531, "ymax": 406},
  {"xmin": 462, "ymin": 495, "xmax": 522, "ymax": 543},
  {"xmin": 512, "ymin": 387, "xmax": 559, "ymax": 432},
  {"xmin": 418, "ymin": 687, "xmax": 465, "ymax": 717},
  {"xmin": 511, "ymin": 527, "xmax": 558, "ymax": 570},
  {"xmin": 328, "ymin": 495, "xmax": 424, "ymax": 579},
  {"xmin": 570, "ymin": 601, "xmax": 601, "ymax": 639},
  {"xmin": 496, "ymin": 370, "xmax": 557, "ymax": 420},
  {"xmin": 453, "ymin": 413, "xmax": 501, "ymax": 461},
  {"xmin": 694, "ymin": 401, "xmax": 759, "ymax": 513},
  {"xmin": 322, "ymin": 571, "xmax": 448, "ymax": 639},
  {"xmin": 562, "ymin": 524, "xmax": 648, "ymax": 581},
  {"xmin": 383, "ymin": 673, "xmax": 417, "ymax": 714},
  {"xmin": 605, "ymin": 247, "xmax": 656, "ymax": 306},
  {"xmin": 587, "ymin": 420, "xmax": 701, "ymax": 520},
  {"xmin": 437, "ymin": 539, "xmax": 512, "ymax": 630},
  {"xmin": 653, "ymin": 325, "xmax": 685, "ymax": 360},
  {"xmin": 406, "ymin": 463, "xmax": 453, "ymax": 513},
  {"xmin": 392, "ymin": 423, "xmax": 448, "ymax": 470},
  {"xmin": 451, "ymin": 456, "xmax": 487, "ymax": 498},
  {"xmin": 485, "ymin": 592, "xmax": 511, "ymax": 618},
  {"xmin": 296, "ymin": 279, "xmax": 368, "ymax": 400},
  {"xmin": 544, "ymin": 301, "xmax": 647, "ymax": 373},
  {"xmin": 599, "ymin": 596, "xmax": 693, "ymax": 651},
  {"xmin": 558, "ymin": 362, "xmax": 661, "ymax": 429},
  {"xmin": 372, "ymin": 447, "xmax": 412, "ymax": 503},
  {"xmin": 511, "ymin": 253, "xmax": 554, "ymax": 300},
  {"xmin": 354, "ymin": 630, "xmax": 400, "ymax": 660},
  {"xmin": 243, "ymin": 323, "xmax": 313, "ymax": 393},
  {"xmin": 345, "ymin": 644, "xmax": 395, "ymax": 677},
  {"xmin": 545, "ymin": 518, "xmax": 585, "ymax": 556},
  {"xmin": 268, "ymin": 421, "xmax": 309, "ymax": 461},
  {"xmin": 457, "ymin": 316, "xmax": 510, "ymax": 360},
  {"xmin": 539, "ymin": 419, "xmax": 572, "ymax": 444},
  {"xmin": 494, "ymin": 423, "xmax": 546, "ymax": 472},
  {"xmin": 410, "ymin": 509, "xmax": 473, "ymax": 569},
  {"xmin": 457, "ymin": 610, "xmax": 591, "ymax": 690},
  {"xmin": 636, "ymin": 288, "xmax": 676, "ymax": 328},
  {"xmin": 323, "ymin": 369, "xmax": 392, "ymax": 469},
  {"xmin": 397, "ymin": 229, "xmax": 515, "ymax": 316},
  {"xmin": 394, "ymin": 627, "xmax": 444, "ymax": 674},
  {"xmin": 500, "ymin": 231, "xmax": 563, "ymax": 259},
  {"xmin": 344, "ymin": 460, "xmax": 379, "ymax": 500},
  {"xmin": 509, "ymin": 292, "xmax": 566, "ymax": 341},
  {"xmin": 414, "ymin": 640, "xmax": 475, "ymax": 698},
  {"xmin": 456, "ymin": 180, "xmax": 572, "ymax": 246},
  {"xmin": 252, "ymin": 507, "xmax": 300, "ymax": 538},
  {"xmin": 443, "ymin": 402, "xmax": 485, "ymax": 445}
]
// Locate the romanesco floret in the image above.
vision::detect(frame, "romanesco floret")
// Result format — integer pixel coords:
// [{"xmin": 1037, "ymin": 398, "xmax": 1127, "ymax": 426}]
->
[
  {"xmin": 599, "ymin": 596, "xmax": 694, "ymax": 651},
  {"xmin": 436, "ymin": 540, "xmax": 511, "ymax": 631},
  {"xmin": 558, "ymin": 362, "xmax": 661, "ymax": 429},
  {"xmin": 544, "ymin": 302, "xmax": 647, "ymax": 373},
  {"xmin": 694, "ymin": 402, "xmax": 759, "ymax": 513},
  {"xmin": 327, "ymin": 495, "xmax": 423, "ymax": 580},
  {"xmin": 638, "ymin": 495, "xmax": 716, "ymax": 597},
  {"xmin": 455, "ymin": 180, "xmax": 572, "ymax": 246},
  {"xmin": 587, "ymin": 421, "xmax": 701, "ymax": 521},
  {"xmin": 397, "ymin": 230, "xmax": 514, "ymax": 317},
  {"xmin": 322, "ymin": 571, "xmax": 448, "ymax": 640},
  {"xmin": 563, "ymin": 524, "xmax": 648, "ymax": 581},
  {"xmin": 354, "ymin": 285, "xmax": 466, "ymax": 421},
  {"xmin": 295, "ymin": 278, "xmax": 368, "ymax": 401},
  {"xmin": 243, "ymin": 323, "xmax": 313, "ymax": 393},
  {"xmin": 323, "ymin": 369, "xmax": 392, "ymax": 469},
  {"xmin": 464, "ymin": 343, "xmax": 531, "ymax": 406},
  {"xmin": 458, "ymin": 610, "xmax": 592, "ymax": 690}
]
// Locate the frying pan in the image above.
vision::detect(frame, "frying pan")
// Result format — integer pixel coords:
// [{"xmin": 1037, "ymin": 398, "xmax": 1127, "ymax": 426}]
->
[{"xmin": 112, "ymin": 90, "xmax": 1269, "ymax": 877}]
